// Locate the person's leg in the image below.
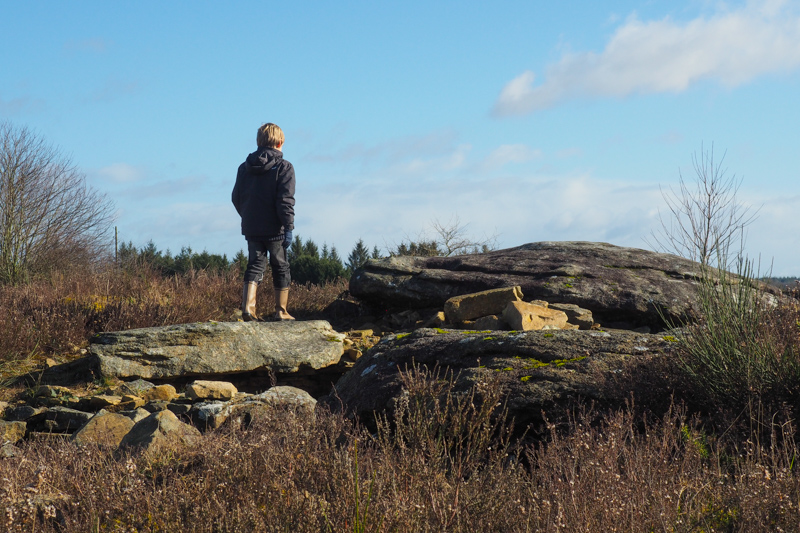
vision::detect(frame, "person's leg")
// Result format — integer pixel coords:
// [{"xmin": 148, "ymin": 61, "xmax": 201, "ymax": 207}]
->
[
  {"xmin": 242, "ymin": 240, "xmax": 268, "ymax": 321},
  {"xmin": 266, "ymin": 241, "xmax": 294, "ymax": 320}
]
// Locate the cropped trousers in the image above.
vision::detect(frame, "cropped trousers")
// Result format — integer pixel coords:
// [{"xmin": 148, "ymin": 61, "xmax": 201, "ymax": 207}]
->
[{"xmin": 243, "ymin": 239, "xmax": 291, "ymax": 289}]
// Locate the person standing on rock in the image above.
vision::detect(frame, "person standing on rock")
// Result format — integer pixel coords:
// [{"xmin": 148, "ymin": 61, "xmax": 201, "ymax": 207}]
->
[{"xmin": 232, "ymin": 122, "xmax": 296, "ymax": 321}]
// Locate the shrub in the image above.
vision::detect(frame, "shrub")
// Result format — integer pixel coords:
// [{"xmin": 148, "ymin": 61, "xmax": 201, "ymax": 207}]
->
[{"xmin": 673, "ymin": 260, "xmax": 800, "ymax": 417}]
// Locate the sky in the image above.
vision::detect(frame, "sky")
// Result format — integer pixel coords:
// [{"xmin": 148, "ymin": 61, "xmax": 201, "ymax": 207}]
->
[{"xmin": 1, "ymin": 0, "xmax": 798, "ymax": 275}]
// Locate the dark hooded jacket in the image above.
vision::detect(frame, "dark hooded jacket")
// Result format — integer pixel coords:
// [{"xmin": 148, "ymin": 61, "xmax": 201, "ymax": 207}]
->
[{"xmin": 232, "ymin": 147, "xmax": 295, "ymax": 238}]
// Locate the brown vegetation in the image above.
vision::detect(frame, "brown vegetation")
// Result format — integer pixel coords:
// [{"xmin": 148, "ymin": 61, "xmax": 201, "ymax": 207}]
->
[
  {"xmin": 1, "ymin": 252, "xmax": 800, "ymax": 530},
  {"xmin": 0, "ymin": 265, "xmax": 346, "ymax": 385},
  {"xmin": 2, "ymin": 368, "xmax": 800, "ymax": 531}
]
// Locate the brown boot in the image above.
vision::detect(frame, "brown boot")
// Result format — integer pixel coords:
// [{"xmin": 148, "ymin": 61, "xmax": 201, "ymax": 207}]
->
[
  {"xmin": 241, "ymin": 281, "xmax": 260, "ymax": 322},
  {"xmin": 273, "ymin": 288, "xmax": 295, "ymax": 321}
]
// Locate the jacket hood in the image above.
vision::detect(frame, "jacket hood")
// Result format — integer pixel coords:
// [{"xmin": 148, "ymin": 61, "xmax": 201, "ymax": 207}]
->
[{"xmin": 244, "ymin": 147, "xmax": 283, "ymax": 174}]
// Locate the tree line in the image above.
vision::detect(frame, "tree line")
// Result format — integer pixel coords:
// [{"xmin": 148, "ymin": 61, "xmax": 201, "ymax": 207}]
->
[{"xmin": 117, "ymin": 237, "xmax": 382, "ymax": 285}]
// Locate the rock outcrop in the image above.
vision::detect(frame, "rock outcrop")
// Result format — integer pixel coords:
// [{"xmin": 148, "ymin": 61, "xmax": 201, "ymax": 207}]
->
[
  {"xmin": 119, "ymin": 410, "xmax": 201, "ymax": 453},
  {"xmin": 90, "ymin": 320, "xmax": 346, "ymax": 380},
  {"xmin": 350, "ymin": 241, "xmax": 705, "ymax": 329},
  {"xmin": 326, "ymin": 327, "xmax": 676, "ymax": 432},
  {"xmin": 71, "ymin": 411, "xmax": 135, "ymax": 448}
]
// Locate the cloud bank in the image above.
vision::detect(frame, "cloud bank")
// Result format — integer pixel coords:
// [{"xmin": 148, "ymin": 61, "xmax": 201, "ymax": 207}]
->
[{"xmin": 494, "ymin": 0, "xmax": 800, "ymax": 116}]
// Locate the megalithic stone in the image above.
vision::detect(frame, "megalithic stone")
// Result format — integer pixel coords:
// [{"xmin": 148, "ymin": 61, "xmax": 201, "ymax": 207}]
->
[{"xmin": 90, "ymin": 320, "xmax": 346, "ymax": 380}]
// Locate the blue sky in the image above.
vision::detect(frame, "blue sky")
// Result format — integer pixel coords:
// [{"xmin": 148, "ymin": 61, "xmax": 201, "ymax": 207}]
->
[{"xmin": 2, "ymin": 0, "xmax": 799, "ymax": 274}]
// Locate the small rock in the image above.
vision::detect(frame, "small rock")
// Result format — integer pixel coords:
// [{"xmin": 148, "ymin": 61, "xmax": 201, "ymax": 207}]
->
[
  {"xmin": 143, "ymin": 401, "xmax": 170, "ymax": 413},
  {"xmin": 191, "ymin": 401, "xmax": 231, "ymax": 430},
  {"xmin": 118, "ymin": 395, "xmax": 146, "ymax": 410},
  {"xmin": 34, "ymin": 385, "xmax": 71, "ymax": 398},
  {"xmin": 248, "ymin": 386, "xmax": 317, "ymax": 411},
  {"xmin": 549, "ymin": 303, "xmax": 595, "ymax": 330},
  {"xmin": 7, "ymin": 405, "xmax": 47, "ymax": 422},
  {"xmin": 120, "ymin": 408, "xmax": 151, "ymax": 424},
  {"xmin": 89, "ymin": 395, "xmax": 123, "ymax": 408},
  {"xmin": 444, "ymin": 286, "xmax": 523, "ymax": 323},
  {"xmin": 1, "ymin": 443, "xmax": 20, "ymax": 458},
  {"xmin": 119, "ymin": 410, "xmax": 201, "ymax": 453},
  {"xmin": 118, "ymin": 379, "xmax": 155, "ymax": 396},
  {"xmin": 45, "ymin": 407, "xmax": 94, "ymax": 433},
  {"xmin": 472, "ymin": 315, "xmax": 507, "ymax": 331},
  {"xmin": 343, "ymin": 348, "xmax": 362, "ymax": 361},
  {"xmin": 503, "ymin": 301, "xmax": 569, "ymax": 331},
  {"xmin": 422, "ymin": 311, "xmax": 446, "ymax": 328},
  {"xmin": 142, "ymin": 384, "xmax": 178, "ymax": 402},
  {"xmin": 185, "ymin": 380, "xmax": 238, "ymax": 401},
  {"xmin": 71, "ymin": 410, "xmax": 135, "ymax": 448},
  {"xmin": 1, "ymin": 421, "xmax": 26, "ymax": 444},
  {"xmin": 166, "ymin": 403, "xmax": 192, "ymax": 416},
  {"xmin": 0, "ymin": 400, "xmax": 8, "ymax": 418}
]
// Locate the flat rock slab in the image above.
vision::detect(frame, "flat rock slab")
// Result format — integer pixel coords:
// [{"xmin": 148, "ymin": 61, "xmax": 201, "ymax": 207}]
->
[
  {"xmin": 326, "ymin": 327, "xmax": 676, "ymax": 433},
  {"xmin": 91, "ymin": 320, "xmax": 346, "ymax": 380},
  {"xmin": 350, "ymin": 241, "xmax": 705, "ymax": 328}
]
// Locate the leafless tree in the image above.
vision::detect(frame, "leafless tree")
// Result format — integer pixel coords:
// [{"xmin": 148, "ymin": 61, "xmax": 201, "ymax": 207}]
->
[
  {"xmin": 0, "ymin": 122, "xmax": 115, "ymax": 284},
  {"xmin": 648, "ymin": 144, "xmax": 759, "ymax": 270},
  {"xmin": 391, "ymin": 215, "xmax": 499, "ymax": 257}
]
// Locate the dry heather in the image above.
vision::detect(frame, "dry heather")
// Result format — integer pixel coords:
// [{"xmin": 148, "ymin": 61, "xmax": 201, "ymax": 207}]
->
[
  {"xmin": 0, "ymin": 266, "xmax": 346, "ymax": 382},
  {"xmin": 2, "ymin": 370, "xmax": 800, "ymax": 532}
]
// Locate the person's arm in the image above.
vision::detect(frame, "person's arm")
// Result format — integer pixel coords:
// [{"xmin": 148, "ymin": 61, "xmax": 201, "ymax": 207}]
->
[
  {"xmin": 231, "ymin": 164, "xmax": 244, "ymax": 215},
  {"xmin": 275, "ymin": 162, "xmax": 296, "ymax": 231}
]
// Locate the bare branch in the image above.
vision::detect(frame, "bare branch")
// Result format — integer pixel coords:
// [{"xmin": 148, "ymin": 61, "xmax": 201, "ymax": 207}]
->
[
  {"xmin": 0, "ymin": 121, "xmax": 116, "ymax": 283},
  {"xmin": 647, "ymin": 144, "xmax": 759, "ymax": 270}
]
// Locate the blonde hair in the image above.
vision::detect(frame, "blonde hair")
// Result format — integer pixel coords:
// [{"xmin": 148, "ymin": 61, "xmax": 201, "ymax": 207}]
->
[{"xmin": 256, "ymin": 123, "xmax": 285, "ymax": 148}]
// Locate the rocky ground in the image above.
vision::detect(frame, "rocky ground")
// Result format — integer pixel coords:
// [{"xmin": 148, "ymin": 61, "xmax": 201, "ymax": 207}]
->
[{"xmin": 1, "ymin": 242, "xmax": 747, "ymax": 455}]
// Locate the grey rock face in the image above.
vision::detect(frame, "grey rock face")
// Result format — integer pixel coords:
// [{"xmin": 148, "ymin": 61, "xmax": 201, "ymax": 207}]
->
[
  {"xmin": 91, "ymin": 320, "xmax": 346, "ymax": 380},
  {"xmin": 191, "ymin": 385, "xmax": 316, "ymax": 430},
  {"xmin": 326, "ymin": 327, "xmax": 676, "ymax": 432},
  {"xmin": 71, "ymin": 410, "xmax": 135, "ymax": 448},
  {"xmin": 350, "ymin": 241, "xmax": 706, "ymax": 328},
  {"xmin": 45, "ymin": 407, "xmax": 94, "ymax": 433},
  {"xmin": 119, "ymin": 410, "xmax": 201, "ymax": 452}
]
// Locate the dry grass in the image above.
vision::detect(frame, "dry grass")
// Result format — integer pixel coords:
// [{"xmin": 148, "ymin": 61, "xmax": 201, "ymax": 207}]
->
[
  {"xmin": 2, "ymin": 265, "xmax": 800, "ymax": 531},
  {"xmin": 0, "ymin": 265, "xmax": 346, "ymax": 383},
  {"xmin": 2, "ymin": 369, "xmax": 799, "ymax": 532}
]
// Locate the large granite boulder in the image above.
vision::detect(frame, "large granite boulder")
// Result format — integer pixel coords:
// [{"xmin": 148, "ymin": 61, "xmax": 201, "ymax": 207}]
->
[
  {"xmin": 350, "ymin": 241, "xmax": 705, "ymax": 329},
  {"xmin": 326, "ymin": 327, "xmax": 676, "ymax": 433},
  {"xmin": 90, "ymin": 320, "xmax": 346, "ymax": 380}
]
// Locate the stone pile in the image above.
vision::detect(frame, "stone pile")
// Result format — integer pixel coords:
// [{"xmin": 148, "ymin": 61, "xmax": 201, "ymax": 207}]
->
[
  {"xmin": 438, "ymin": 285, "xmax": 596, "ymax": 332},
  {"xmin": 1, "ymin": 378, "xmax": 316, "ymax": 456}
]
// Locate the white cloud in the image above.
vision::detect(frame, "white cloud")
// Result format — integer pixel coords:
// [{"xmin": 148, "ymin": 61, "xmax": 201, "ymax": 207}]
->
[
  {"xmin": 305, "ymin": 130, "xmax": 460, "ymax": 166},
  {"xmin": 96, "ymin": 163, "xmax": 146, "ymax": 184},
  {"xmin": 482, "ymin": 144, "xmax": 542, "ymax": 168},
  {"xmin": 300, "ymin": 168, "xmax": 667, "ymax": 258},
  {"xmin": 494, "ymin": 0, "xmax": 800, "ymax": 116}
]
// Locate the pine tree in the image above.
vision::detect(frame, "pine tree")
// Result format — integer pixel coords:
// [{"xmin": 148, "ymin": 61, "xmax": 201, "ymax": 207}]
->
[{"xmin": 346, "ymin": 239, "xmax": 371, "ymax": 273}]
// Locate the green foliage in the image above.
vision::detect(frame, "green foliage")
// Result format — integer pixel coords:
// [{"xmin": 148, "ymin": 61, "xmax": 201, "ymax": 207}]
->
[
  {"xmin": 118, "ymin": 240, "xmax": 233, "ymax": 276},
  {"xmin": 671, "ymin": 259, "xmax": 800, "ymax": 412},
  {"xmin": 390, "ymin": 239, "xmax": 443, "ymax": 258},
  {"xmin": 288, "ymin": 235, "xmax": 347, "ymax": 285},
  {"xmin": 346, "ymin": 238, "xmax": 371, "ymax": 273}
]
